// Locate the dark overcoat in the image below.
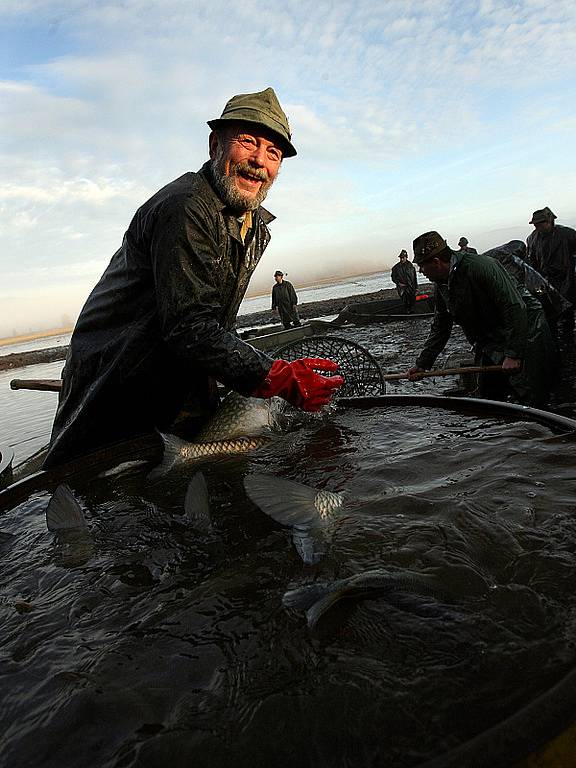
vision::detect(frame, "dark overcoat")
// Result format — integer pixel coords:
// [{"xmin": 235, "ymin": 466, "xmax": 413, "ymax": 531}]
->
[{"xmin": 44, "ymin": 163, "xmax": 273, "ymax": 467}]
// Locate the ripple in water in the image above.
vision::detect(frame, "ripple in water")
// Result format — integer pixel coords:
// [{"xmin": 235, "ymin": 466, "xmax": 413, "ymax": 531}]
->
[{"xmin": 1, "ymin": 406, "xmax": 575, "ymax": 768}]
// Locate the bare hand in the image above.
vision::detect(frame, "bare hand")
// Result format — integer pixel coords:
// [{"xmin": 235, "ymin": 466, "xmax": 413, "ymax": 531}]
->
[{"xmin": 501, "ymin": 356, "xmax": 522, "ymax": 372}]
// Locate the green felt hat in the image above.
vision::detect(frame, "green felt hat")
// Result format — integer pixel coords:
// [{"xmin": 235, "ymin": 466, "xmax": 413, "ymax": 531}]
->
[{"xmin": 208, "ymin": 87, "xmax": 296, "ymax": 158}]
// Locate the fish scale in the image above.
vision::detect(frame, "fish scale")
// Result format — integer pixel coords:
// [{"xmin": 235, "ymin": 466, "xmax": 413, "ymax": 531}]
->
[
  {"xmin": 181, "ymin": 435, "xmax": 270, "ymax": 459},
  {"xmin": 314, "ymin": 490, "xmax": 344, "ymax": 519}
]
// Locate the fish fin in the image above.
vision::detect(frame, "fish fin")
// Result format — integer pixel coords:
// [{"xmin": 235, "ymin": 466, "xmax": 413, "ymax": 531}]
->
[
  {"xmin": 244, "ymin": 474, "xmax": 322, "ymax": 527},
  {"xmin": 283, "ymin": 582, "xmax": 331, "ymax": 611},
  {"xmin": 184, "ymin": 472, "xmax": 212, "ymax": 531},
  {"xmin": 97, "ymin": 460, "xmax": 148, "ymax": 478},
  {"xmin": 291, "ymin": 525, "xmax": 328, "ymax": 565},
  {"xmin": 148, "ymin": 432, "xmax": 188, "ymax": 479},
  {"xmin": 46, "ymin": 484, "xmax": 88, "ymax": 531}
]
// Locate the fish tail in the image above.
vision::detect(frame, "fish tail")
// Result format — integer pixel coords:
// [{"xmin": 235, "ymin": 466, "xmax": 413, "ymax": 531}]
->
[
  {"xmin": 305, "ymin": 589, "xmax": 348, "ymax": 629},
  {"xmin": 284, "ymin": 583, "xmax": 346, "ymax": 629},
  {"xmin": 243, "ymin": 474, "xmax": 323, "ymax": 527},
  {"xmin": 46, "ymin": 484, "xmax": 88, "ymax": 531},
  {"xmin": 148, "ymin": 432, "xmax": 189, "ymax": 478}
]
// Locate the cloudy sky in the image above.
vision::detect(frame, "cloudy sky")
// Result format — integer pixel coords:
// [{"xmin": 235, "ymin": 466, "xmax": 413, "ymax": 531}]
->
[{"xmin": 1, "ymin": 0, "xmax": 575, "ymax": 336}]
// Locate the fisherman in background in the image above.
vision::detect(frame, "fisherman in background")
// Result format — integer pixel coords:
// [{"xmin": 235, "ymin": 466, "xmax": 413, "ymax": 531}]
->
[
  {"xmin": 390, "ymin": 249, "xmax": 418, "ymax": 313},
  {"xmin": 526, "ymin": 207, "xmax": 576, "ymax": 346},
  {"xmin": 457, "ymin": 237, "xmax": 478, "ymax": 254},
  {"xmin": 44, "ymin": 88, "xmax": 343, "ymax": 468},
  {"xmin": 483, "ymin": 240, "xmax": 571, "ymax": 342},
  {"xmin": 271, "ymin": 270, "xmax": 301, "ymax": 329},
  {"xmin": 407, "ymin": 231, "xmax": 555, "ymax": 408}
]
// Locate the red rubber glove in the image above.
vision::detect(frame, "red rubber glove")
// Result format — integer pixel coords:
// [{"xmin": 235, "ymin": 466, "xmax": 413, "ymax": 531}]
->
[{"xmin": 252, "ymin": 357, "xmax": 344, "ymax": 412}]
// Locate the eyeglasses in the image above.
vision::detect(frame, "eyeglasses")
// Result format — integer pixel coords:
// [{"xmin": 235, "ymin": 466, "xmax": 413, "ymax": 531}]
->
[{"xmin": 231, "ymin": 134, "xmax": 283, "ymax": 163}]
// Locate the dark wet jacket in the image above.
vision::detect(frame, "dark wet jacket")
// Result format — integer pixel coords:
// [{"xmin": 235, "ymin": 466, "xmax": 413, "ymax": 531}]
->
[
  {"xmin": 44, "ymin": 163, "xmax": 274, "ymax": 468},
  {"xmin": 484, "ymin": 241, "xmax": 571, "ymax": 322},
  {"xmin": 391, "ymin": 261, "xmax": 417, "ymax": 295},
  {"xmin": 416, "ymin": 249, "xmax": 555, "ymax": 406},
  {"xmin": 526, "ymin": 224, "xmax": 576, "ymax": 300},
  {"xmin": 271, "ymin": 280, "xmax": 298, "ymax": 313}
]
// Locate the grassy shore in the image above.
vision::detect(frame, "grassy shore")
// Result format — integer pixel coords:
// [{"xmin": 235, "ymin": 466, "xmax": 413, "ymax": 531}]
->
[{"xmin": 0, "ymin": 326, "xmax": 74, "ymax": 348}]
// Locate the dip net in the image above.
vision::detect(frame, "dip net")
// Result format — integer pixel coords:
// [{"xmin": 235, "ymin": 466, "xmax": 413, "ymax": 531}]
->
[{"xmin": 272, "ymin": 335, "xmax": 385, "ymax": 397}]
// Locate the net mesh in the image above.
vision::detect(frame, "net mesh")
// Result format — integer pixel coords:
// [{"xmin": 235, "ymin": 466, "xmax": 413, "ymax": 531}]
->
[{"xmin": 272, "ymin": 336, "xmax": 386, "ymax": 397}]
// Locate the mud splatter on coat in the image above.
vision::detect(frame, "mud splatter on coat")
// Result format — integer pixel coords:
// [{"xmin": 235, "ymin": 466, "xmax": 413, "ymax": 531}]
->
[{"xmin": 45, "ymin": 163, "xmax": 273, "ymax": 468}]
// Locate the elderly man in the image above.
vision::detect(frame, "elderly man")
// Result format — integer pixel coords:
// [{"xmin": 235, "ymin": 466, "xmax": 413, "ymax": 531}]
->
[
  {"xmin": 390, "ymin": 249, "xmax": 418, "ymax": 313},
  {"xmin": 407, "ymin": 231, "xmax": 555, "ymax": 407},
  {"xmin": 44, "ymin": 88, "xmax": 343, "ymax": 468},
  {"xmin": 526, "ymin": 207, "xmax": 576, "ymax": 344}
]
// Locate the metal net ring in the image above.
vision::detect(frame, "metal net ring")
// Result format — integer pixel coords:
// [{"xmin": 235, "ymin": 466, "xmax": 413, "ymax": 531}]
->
[{"xmin": 272, "ymin": 335, "xmax": 386, "ymax": 397}]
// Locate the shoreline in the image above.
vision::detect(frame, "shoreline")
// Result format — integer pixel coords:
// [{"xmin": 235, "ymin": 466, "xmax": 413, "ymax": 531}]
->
[
  {"xmin": 243, "ymin": 268, "xmax": 387, "ymax": 300},
  {"xmin": 0, "ymin": 326, "xmax": 74, "ymax": 348},
  {"xmin": 0, "ymin": 285, "xmax": 419, "ymax": 373},
  {"xmin": 0, "ymin": 269, "xmax": 390, "ymax": 348}
]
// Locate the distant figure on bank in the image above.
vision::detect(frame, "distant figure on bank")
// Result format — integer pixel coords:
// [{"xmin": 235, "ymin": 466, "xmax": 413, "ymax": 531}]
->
[
  {"xmin": 272, "ymin": 270, "xmax": 301, "ymax": 329},
  {"xmin": 526, "ymin": 207, "xmax": 576, "ymax": 344},
  {"xmin": 390, "ymin": 249, "xmax": 418, "ymax": 313},
  {"xmin": 458, "ymin": 237, "xmax": 478, "ymax": 254},
  {"xmin": 407, "ymin": 231, "xmax": 555, "ymax": 408}
]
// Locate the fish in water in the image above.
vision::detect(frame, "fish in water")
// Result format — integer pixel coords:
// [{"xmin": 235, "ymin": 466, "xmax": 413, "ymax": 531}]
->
[
  {"xmin": 244, "ymin": 473, "xmax": 345, "ymax": 565},
  {"xmin": 152, "ymin": 393, "xmax": 284, "ymax": 476},
  {"xmin": 45, "ymin": 484, "xmax": 94, "ymax": 566},
  {"xmin": 283, "ymin": 569, "xmax": 450, "ymax": 630},
  {"xmin": 46, "ymin": 484, "xmax": 88, "ymax": 531}
]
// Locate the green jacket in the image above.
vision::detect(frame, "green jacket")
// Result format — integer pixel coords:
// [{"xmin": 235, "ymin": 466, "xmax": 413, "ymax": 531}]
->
[{"xmin": 416, "ymin": 250, "xmax": 555, "ymax": 405}]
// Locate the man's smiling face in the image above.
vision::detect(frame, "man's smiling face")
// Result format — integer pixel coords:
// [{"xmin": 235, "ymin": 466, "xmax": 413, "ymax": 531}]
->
[{"xmin": 209, "ymin": 122, "xmax": 283, "ymax": 212}]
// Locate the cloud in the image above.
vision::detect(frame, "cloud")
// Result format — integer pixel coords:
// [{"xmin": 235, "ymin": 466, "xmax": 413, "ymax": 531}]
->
[{"xmin": 1, "ymin": 0, "xmax": 576, "ymax": 334}]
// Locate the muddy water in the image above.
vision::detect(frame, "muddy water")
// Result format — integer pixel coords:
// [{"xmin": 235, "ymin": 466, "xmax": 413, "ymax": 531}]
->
[{"xmin": 1, "ymin": 404, "xmax": 576, "ymax": 768}]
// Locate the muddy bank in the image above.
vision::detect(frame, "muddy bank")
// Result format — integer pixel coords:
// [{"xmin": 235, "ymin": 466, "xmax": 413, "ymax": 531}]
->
[
  {"xmin": 235, "ymin": 286, "xmax": 407, "ymax": 330},
  {"xmin": 0, "ymin": 287, "xmax": 410, "ymax": 372},
  {"xmin": 0, "ymin": 346, "xmax": 69, "ymax": 373}
]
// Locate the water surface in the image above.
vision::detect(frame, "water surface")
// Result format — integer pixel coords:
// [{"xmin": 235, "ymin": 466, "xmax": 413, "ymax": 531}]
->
[{"xmin": 1, "ymin": 405, "xmax": 575, "ymax": 768}]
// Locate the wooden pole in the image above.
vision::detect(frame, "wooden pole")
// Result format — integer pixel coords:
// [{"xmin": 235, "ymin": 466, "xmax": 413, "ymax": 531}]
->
[
  {"xmin": 10, "ymin": 379, "xmax": 62, "ymax": 392},
  {"xmin": 383, "ymin": 365, "xmax": 504, "ymax": 382},
  {"xmin": 8, "ymin": 365, "xmax": 505, "ymax": 393}
]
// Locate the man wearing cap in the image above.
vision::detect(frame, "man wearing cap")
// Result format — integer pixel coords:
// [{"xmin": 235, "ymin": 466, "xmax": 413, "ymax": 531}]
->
[
  {"xmin": 390, "ymin": 249, "xmax": 418, "ymax": 313},
  {"xmin": 526, "ymin": 207, "xmax": 576, "ymax": 344},
  {"xmin": 457, "ymin": 237, "xmax": 478, "ymax": 254},
  {"xmin": 271, "ymin": 271, "xmax": 301, "ymax": 329},
  {"xmin": 44, "ymin": 87, "xmax": 343, "ymax": 468},
  {"xmin": 407, "ymin": 231, "xmax": 555, "ymax": 407}
]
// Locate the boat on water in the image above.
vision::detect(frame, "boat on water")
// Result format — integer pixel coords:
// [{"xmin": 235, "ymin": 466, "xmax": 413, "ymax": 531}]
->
[{"xmin": 324, "ymin": 293, "xmax": 435, "ymax": 327}]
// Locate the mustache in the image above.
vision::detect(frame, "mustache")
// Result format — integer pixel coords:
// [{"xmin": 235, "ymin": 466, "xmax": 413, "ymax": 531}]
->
[{"xmin": 233, "ymin": 161, "xmax": 269, "ymax": 182}]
